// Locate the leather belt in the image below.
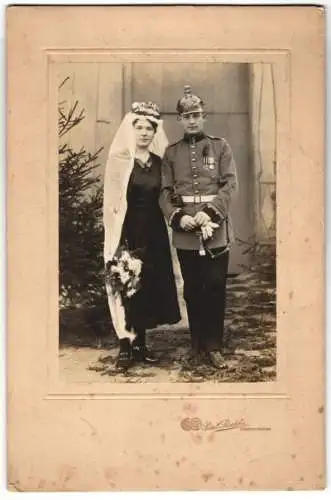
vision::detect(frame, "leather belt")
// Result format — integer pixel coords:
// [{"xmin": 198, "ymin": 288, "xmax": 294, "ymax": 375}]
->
[{"xmin": 181, "ymin": 194, "xmax": 215, "ymax": 204}]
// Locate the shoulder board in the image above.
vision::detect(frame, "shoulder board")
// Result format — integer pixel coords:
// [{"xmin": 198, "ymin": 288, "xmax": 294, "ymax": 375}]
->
[{"xmin": 206, "ymin": 134, "xmax": 222, "ymax": 141}]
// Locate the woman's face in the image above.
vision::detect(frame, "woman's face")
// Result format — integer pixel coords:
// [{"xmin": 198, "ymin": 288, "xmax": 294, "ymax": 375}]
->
[{"xmin": 133, "ymin": 118, "xmax": 156, "ymax": 149}]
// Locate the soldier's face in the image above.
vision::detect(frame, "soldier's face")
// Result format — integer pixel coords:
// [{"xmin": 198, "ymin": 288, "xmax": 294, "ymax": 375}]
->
[
  {"xmin": 133, "ymin": 118, "xmax": 156, "ymax": 148},
  {"xmin": 179, "ymin": 108, "xmax": 205, "ymax": 135}
]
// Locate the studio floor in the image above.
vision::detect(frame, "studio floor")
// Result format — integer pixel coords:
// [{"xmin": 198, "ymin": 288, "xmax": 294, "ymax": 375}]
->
[{"xmin": 59, "ymin": 270, "xmax": 276, "ymax": 384}]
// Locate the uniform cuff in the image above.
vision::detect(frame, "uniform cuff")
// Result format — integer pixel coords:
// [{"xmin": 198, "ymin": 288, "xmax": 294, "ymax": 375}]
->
[
  {"xmin": 169, "ymin": 209, "xmax": 184, "ymax": 231},
  {"xmin": 203, "ymin": 204, "xmax": 224, "ymax": 224}
]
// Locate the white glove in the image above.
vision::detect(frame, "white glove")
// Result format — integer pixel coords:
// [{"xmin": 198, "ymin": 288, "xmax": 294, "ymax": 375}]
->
[{"xmin": 201, "ymin": 221, "xmax": 219, "ymax": 240}]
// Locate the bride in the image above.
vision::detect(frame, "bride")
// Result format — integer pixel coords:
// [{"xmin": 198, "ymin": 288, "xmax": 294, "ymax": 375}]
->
[{"xmin": 103, "ymin": 102, "xmax": 181, "ymax": 369}]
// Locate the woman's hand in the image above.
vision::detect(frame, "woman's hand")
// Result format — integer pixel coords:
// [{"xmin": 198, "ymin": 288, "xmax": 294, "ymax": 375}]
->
[{"xmin": 180, "ymin": 215, "xmax": 197, "ymax": 231}]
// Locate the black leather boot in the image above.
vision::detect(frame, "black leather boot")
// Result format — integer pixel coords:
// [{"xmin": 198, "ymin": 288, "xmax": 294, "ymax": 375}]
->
[
  {"xmin": 116, "ymin": 338, "xmax": 132, "ymax": 370},
  {"xmin": 132, "ymin": 330, "xmax": 158, "ymax": 364}
]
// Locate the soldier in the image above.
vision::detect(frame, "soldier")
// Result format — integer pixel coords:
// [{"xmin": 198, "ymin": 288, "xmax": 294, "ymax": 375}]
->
[{"xmin": 159, "ymin": 85, "xmax": 238, "ymax": 368}]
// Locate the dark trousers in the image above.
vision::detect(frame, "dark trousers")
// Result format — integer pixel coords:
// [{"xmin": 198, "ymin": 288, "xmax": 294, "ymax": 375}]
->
[{"xmin": 177, "ymin": 248, "xmax": 229, "ymax": 353}]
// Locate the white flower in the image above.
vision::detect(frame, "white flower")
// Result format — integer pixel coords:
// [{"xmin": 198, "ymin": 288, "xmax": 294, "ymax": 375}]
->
[
  {"xmin": 119, "ymin": 250, "xmax": 130, "ymax": 262},
  {"xmin": 126, "ymin": 259, "xmax": 135, "ymax": 271},
  {"xmin": 127, "ymin": 257, "xmax": 142, "ymax": 275},
  {"xmin": 110, "ymin": 264, "xmax": 120, "ymax": 274},
  {"xmin": 119, "ymin": 268, "xmax": 130, "ymax": 284}
]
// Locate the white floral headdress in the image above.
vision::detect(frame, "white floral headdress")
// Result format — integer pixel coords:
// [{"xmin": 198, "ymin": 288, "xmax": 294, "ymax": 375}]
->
[{"xmin": 131, "ymin": 101, "xmax": 161, "ymax": 122}]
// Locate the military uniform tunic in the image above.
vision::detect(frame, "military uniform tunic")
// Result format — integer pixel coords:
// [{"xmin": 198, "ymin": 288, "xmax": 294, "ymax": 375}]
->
[
  {"xmin": 159, "ymin": 131, "xmax": 238, "ymax": 354},
  {"xmin": 159, "ymin": 131, "xmax": 238, "ymax": 250}
]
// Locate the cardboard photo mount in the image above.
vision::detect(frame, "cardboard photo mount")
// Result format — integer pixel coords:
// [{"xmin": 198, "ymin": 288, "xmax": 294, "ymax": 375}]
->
[{"xmin": 7, "ymin": 6, "xmax": 325, "ymax": 492}]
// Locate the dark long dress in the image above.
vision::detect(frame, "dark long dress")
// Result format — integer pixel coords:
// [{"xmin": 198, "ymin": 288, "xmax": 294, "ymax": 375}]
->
[{"xmin": 120, "ymin": 153, "xmax": 181, "ymax": 331}]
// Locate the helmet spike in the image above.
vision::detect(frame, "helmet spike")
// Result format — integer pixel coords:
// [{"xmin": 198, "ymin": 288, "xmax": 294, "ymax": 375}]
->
[
  {"xmin": 184, "ymin": 85, "xmax": 192, "ymax": 97},
  {"xmin": 176, "ymin": 85, "xmax": 204, "ymax": 114}
]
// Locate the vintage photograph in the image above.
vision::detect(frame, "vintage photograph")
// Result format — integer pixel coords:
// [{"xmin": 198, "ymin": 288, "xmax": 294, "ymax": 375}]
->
[
  {"xmin": 8, "ymin": 5, "xmax": 324, "ymax": 492},
  {"xmin": 58, "ymin": 61, "xmax": 277, "ymax": 384}
]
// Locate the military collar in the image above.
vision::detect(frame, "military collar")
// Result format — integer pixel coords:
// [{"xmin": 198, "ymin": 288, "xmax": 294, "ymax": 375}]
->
[{"xmin": 183, "ymin": 132, "xmax": 206, "ymax": 143}]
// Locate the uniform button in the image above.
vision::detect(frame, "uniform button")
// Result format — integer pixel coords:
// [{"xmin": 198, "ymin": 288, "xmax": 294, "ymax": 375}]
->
[
  {"xmin": 193, "ymin": 181, "xmax": 198, "ymax": 185},
  {"xmin": 193, "ymin": 174, "xmax": 198, "ymax": 178},
  {"xmin": 194, "ymin": 190, "xmax": 199, "ymax": 194}
]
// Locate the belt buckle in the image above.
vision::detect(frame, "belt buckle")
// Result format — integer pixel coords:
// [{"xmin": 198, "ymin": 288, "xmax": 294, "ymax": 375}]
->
[{"xmin": 193, "ymin": 194, "xmax": 201, "ymax": 204}]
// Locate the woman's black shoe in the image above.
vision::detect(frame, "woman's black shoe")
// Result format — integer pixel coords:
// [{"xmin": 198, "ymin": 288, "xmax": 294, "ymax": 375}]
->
[
  {"xmin": 116, "ymin": 338, "xmax": 132, "ymax": 370},
  {"xmin": 132, "ymin": 345, "xmax": 158, "ymax": 364}
]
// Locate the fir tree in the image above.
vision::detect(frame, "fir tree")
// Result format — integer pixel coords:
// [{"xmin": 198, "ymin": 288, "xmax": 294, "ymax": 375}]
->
[{"xmin": 58, "ymin": 78, "xmax": 105, "ymax": 309}]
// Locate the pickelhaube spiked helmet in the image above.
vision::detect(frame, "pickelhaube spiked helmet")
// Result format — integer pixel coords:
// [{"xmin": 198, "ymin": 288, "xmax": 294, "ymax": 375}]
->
[{"xmin": 176, "ymin": 85, "xmax": 204, "ymax": 114}]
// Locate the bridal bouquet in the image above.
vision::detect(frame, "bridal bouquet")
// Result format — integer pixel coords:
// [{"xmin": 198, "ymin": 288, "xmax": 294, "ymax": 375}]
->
[{"xmin": 106, "ymin": 247, "xmax": 143, "ymax": 299}]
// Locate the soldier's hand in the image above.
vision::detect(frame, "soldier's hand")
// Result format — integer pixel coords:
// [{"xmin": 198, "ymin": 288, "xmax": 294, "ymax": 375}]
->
[
  {"xmin": 180, "ymin": 215, "xmax": 197, "ymax": 231},
  {"xmin": 194, "ymin": 211, "xmax": 211, "ymax": 226},
  {"xmin": 201, "ymin": 225, "xmax": 212, "ymax": 240},
  {"xmin": 201, "ymin": 222, "xmax": 220, "ymax": 240}
]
